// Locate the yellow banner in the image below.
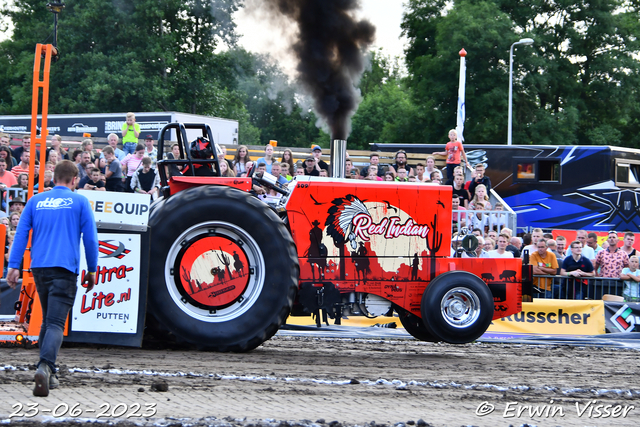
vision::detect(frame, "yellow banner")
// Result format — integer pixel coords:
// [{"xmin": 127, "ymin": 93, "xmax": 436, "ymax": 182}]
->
[{"xmin": 488, "ymin": 299, "xmax": 605, "ymax": 336}]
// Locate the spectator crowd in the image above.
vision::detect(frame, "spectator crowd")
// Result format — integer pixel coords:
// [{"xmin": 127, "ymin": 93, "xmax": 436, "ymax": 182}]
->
[
  {"xmin": 0, "ymin": 113, "xmax": 163, "ymax": 276},
  {"xmin": 454, "ymin": 225, "xmax": 640, "ymax": 303},
  {"xmin": 2, "ymin": 122, "xmax": 638, "ymax": 303}
]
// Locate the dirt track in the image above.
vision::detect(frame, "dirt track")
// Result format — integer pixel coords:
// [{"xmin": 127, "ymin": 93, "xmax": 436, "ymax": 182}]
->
[{"xmin": 1, "ymin": 335, "xmax": 639, "ymax": 427}]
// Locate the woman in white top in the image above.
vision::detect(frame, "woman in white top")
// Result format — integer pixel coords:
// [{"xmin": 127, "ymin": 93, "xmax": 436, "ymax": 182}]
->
[
  {"xmin": 486, "ymin": 234, "xmax": 514, "ymax": 258},
  {"xmin": 425, "ymin": 156, "xmax": 440, "ymax": 176},
  {"xmin": 469, "ymin": 184, "xmax": 490, "ymax": 210},
  {"xmin": 233, "ymin": 145, "xmax": 252, "ymax": 176}
]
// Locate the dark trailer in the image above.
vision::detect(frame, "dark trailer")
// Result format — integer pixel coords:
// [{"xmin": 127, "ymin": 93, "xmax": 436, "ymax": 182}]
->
[{"xmin": 372, "ymin": 143, "xmax": 640, "ymax": 233}]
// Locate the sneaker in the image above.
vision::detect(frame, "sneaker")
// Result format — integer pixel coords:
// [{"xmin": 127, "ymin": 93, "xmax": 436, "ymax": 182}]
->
[
  {"xmin": 49, "ymin": 374, "xmax": 59, "ymax": 389},
  {"xmin": 33, "ymin": 364, "xmax": 51, "ymax": 397}
]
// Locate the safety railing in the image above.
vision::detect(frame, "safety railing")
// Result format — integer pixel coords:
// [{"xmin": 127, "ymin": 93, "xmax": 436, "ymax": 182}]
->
[
  {"xmin": 531, "ymin": 275, "xmax": 631, "ymax": 300},
  {"xmin": 2, "ymin": 187, "xmax": 29, "ymax": 212},
  {"xmin": 452, "ymin": 208, "xmax": 517, "ymax": 236}
]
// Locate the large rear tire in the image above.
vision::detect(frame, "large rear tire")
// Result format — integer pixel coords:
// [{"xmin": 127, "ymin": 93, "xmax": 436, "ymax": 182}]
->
[
  {"xmin": 148, "ymin": 186, "xmax": 298, "ymax": 352},
  {"xmin": 421, "ymin": 271, "xmax": 494, "ymax": 344}
]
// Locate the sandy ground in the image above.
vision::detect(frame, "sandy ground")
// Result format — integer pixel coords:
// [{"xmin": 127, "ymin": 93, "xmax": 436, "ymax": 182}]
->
[{"xmin": 1, "ymin": 335, "xmax": 639, "ymax": 427}]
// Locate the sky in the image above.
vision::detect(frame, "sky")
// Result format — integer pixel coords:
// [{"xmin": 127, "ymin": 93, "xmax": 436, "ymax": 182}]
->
[{"xmin": 232, "ymin": 0, "xmax": 409, "ymax": 76}]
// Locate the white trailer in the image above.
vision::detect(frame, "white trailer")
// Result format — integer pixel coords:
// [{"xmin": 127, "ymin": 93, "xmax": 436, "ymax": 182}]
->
[{"xmin": 0, "ymin": 112, "xmax": 239, "ymax": 145}]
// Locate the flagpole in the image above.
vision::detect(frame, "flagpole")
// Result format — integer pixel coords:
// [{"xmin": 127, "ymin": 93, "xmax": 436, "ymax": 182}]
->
[{"xmin": 456, "ymin": 48, "xmax": 467, "ymax": 142}]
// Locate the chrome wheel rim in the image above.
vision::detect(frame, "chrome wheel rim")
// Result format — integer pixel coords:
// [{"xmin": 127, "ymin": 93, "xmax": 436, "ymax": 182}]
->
[{"xmin": 440, "ymin": 287, "xmax": 481, "ymax": 328}]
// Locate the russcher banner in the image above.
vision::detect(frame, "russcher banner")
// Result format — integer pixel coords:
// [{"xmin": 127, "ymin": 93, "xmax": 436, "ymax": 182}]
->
[{"xmin": 487, "ymin": 299, "xmax": 605, "ymax": 335}]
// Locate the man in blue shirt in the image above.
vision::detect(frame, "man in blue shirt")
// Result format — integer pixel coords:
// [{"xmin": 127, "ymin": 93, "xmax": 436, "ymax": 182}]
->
[
  {"xmin": 560, "ymin": 240, "xmax": 595, "ymax": 300},
  {"xmin": 7, "ymin": 160, "xmax": 98, "ymax": 397}
]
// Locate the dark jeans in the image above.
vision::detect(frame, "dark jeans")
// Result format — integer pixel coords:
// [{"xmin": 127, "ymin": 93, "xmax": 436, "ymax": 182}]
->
[
  {"xmin": 445, "ymin": 163, "xmax": 459, "ymax": 185},
  {"xmin": 105, "ymin": 178, "xmax": 124, "ymax": 192},
  {"xmin": 567, "ymin": 278, "xmax": 594, "ymax": 300},
  {"xmin": 32, "ymin": 267, "xmax": 78, "ymax": 372},
  {"xmin": 124, "ymin": 176, "xmax": 134, "ymax": 193}
]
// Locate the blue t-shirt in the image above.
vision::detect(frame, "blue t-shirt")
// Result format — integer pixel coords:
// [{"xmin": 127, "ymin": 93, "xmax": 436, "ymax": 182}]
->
[
  {"xmin": 100, "ymin": 147, "xmax": 127, "ymax": 162},
  {"xmin": 562, "ymin": 255, "xmax": 594, "ymax": 273},
  {"xmin": 255, "ymin": 157, "xmax": 273, "ymax": 174},
  {"xmin": 9, "ymin": 186, "xmax": 98, "ymax": 274}
]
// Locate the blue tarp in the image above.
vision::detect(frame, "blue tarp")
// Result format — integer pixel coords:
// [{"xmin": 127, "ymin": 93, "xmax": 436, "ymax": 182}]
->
[{"xmin": 278, "ymin": 324, "xmax": 640, "ymax": 349}]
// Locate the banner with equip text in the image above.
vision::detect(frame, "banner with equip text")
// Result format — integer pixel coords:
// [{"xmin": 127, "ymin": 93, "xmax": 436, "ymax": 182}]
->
[
  {"xmin": 71, "ymin": 233, "xmax": 141, "ymax": 334},
  {"xmin": 487, "ymin": 299, "xmax": 605, "ymax": 335},
  {"xmin": 78, "ymin": 190, "xmax": 150, "ymax": 227}
]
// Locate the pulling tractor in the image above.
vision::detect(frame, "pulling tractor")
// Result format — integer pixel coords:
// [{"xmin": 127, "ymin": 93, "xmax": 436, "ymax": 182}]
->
[
  {"xmin": 143, "ymin": 123, "xmax": 529, "ymax": 351},
  {"xmin": 0, "ymin": 42, "xmax": 527, "ymax": 351},
  {"xmin": 0, "ymin": 120, "xmax": 530, "ymax": 351}
]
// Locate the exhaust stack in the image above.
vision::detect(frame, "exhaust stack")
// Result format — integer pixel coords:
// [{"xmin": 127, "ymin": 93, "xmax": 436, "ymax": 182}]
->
[{"xmin": 330, "ymin": 139, "xmax": 347, "ymax": 179}]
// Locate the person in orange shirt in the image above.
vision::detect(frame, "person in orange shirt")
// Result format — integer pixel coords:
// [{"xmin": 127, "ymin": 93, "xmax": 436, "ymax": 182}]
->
[
  {"xmin": 11, "ymin": 151, "xmax": 30, "ymax": 178},
  {"xmin": 432, "ymin": 129, "xmax": 471, "ymax": 184},
  {"xmin": 0, "ymin": 157, "xmax": 17, "ymax": 188},
  {"xmin": 0, "ymin": 157, "xmax": 17, "ymax": 212},
  {"xmin": 530, "ymin": 239, "xmax": 559, "ymax": 298}
]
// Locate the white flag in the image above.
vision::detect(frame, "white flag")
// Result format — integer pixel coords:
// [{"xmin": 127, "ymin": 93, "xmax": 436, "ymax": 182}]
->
[{"xmin": 456, "ymin": 49, "xmax": 467, "ymax": 142}]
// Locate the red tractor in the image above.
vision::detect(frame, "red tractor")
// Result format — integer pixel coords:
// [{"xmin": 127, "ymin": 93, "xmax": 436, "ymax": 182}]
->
[{"xmin": 147, "ymin": 123, "xmax": 529, "ymax": 351}]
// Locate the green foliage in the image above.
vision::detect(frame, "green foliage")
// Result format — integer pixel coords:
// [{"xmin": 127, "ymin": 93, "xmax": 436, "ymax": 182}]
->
[
  {"xmin": 229, "ymin": 49, "xmax": 326, "ymax": 148},
  {"xmin": 1, "ymin": 0, "xmax": 244, "ymax": 113},
  {"xmin": 0, "ymin": 0, "xmax": 327, "ymax": 146},
  {"xmin": 350, "ymin": 80, "xmax": 419, "ymax": 149},
  {"xmin": 358, "ymin": 49, "xmax": 403, "ymax": 97},
  {"xmin": 2, "ymin": 0, "xmax": 637, "ymax": 149},
  {"xmin": 349, "ymin": 50, "xmax": 422, "ymax": 150},
  {"xmin": 402, "ymin": 0, "xmax": 640, "ymax": 146}
]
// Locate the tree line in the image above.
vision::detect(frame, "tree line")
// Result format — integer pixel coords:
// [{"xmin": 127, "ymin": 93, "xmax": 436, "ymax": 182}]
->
[{"xmin": 0, "ymin": 0, "xmax": 638, "ymax": 149}]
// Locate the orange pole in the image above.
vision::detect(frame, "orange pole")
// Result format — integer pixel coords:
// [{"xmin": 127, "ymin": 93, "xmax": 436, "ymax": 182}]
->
[
  {"xmin": 29, "ymin": 43, "xmax": 52, "ymax": 199},
  {"xmin": 0, "ymin": 45, "xmax": 54, "ymax": 341},
  {"xmin": 20, "ymin": 44, "xmax": 53, "ymax": 335}
]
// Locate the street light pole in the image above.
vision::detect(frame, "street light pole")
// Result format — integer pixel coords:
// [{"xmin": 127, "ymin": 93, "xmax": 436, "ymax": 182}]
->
[
  {"xmin": 508, "ymin": 37, "xmax": 534, "ymax": 146},
  {"xmin": 46, "ymin": 1, "xmax": 65, "ymax": 61}
]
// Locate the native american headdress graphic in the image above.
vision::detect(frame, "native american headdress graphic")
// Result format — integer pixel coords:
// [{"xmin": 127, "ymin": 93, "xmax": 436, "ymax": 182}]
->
[{"xmin": 325, "ymin": 194, "xmax": 370, "ymax": 250}]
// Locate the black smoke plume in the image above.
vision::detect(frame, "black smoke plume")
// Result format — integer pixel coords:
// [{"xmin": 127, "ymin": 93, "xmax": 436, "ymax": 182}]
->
[{"xmin": 261, "ymin": 0, "xmax": 375, "ymax": 140}]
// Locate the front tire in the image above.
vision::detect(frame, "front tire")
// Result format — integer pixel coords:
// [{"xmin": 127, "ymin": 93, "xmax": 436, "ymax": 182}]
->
[
  {"xmin": 421, "ymin": 271, "xmax": 494, "ymax": 344},
  {"xmin": 148, "ymin": 186, "xmax": 298, "ymax": 352},
  {"xmin": 396, "ymin": 307, "xmax": 439, "ymax": 342}
]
